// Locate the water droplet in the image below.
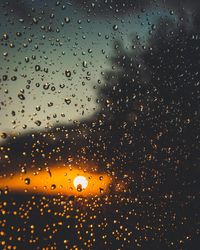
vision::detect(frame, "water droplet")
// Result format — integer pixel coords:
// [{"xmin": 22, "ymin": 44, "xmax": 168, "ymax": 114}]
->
[
  {"xmin": 51, "ymin": 184, "xmax": 56, "ymax": 190},
  {"xmin": 64, "ymin": 17, "xmax": 70, "ymax": 23},
  {"xmin": 1, "ymin": 133, "xmax": 7, "ymax": 139},
  {"xmin": 77, "ymin": 184, "xmax": 82, "ymax": 192},
  {"xmin": 113, "ymin": 25, "xmax": 118, "ymax": 31},
  {"xmin": 65, "ymin": 98, "xmax": 71, "ymax": 105},
  {"xmin": 11, "ymin": 76, "xmax": 17, "ymax": 81},
  {"xmin": 21, "ymin": 167, "xmax": 27, "ymax": 174},
  {"xmin": 99, "ymin": 188, "xmax": 104, "ymax": 194},
  {"xmin": 65, "ymin": 70, "xmax": 71, "ymax": 77},
  {"xmin": 82, "ymin": 61, "xmax": 87, "ymax": 68},
  {"xmin": 36, "ymin": 106, "xmax": 41, "ymax": 111},
  {"xmin": 35, "ymin": 120, "xmax": 41, "ymax": 126},
  {"xmin": 24, "ymin": 178, "xmax": 30, "ymax": 185},
  {"xmin": 3, "ymin": 75, "xmax": 8, "ymax": 81},
  {"xmin": 3, "ymin": 33, "xmax": 9, "ymax": 40},
  {"xmin": 35, "ymin": 65, "xmax": 41, "ymax": 71},
  {"xmin": 18, "ymin": 94, "xmax": 25, "ymax": 100}
]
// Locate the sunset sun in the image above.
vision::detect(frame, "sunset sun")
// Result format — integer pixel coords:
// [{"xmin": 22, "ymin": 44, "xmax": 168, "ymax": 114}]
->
[{"xmin": 73, "ymin": 176, "xmax": 88, "ymax": 191}]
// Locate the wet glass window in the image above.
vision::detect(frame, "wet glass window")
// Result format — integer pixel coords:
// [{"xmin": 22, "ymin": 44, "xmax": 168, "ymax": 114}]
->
[{"xmin": 0, "ymin": 1, "xmax": 199, "ymax": 249}]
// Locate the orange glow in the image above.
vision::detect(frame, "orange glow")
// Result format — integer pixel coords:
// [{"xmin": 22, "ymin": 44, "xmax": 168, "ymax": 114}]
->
[{"xmin": 0, "ymin": 164, "xmax": 111, "ymax": 197}]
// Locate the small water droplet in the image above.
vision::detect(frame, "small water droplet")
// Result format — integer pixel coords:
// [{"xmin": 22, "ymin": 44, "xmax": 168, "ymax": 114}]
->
[
  {"xmin": 64, "ymin": 17, "xmax": 70, "ymax": 23},
  {"xmin": 18, "ymin": 94, "xmax": 25, "ymax": 100},
  {"xmin": 65, "ymin": 70, "xmax": 71, "ymax": 77},
  {"xmin": 65, "ymin": 98, "xmax": 71, "ymax": 105},
  {"xmin": 51, "ymin": 184, "xmax": 56, "ymax": 190},
  {"xmin": 35, "ymin": 65, "xmax": 41, "ymax": 71},
  {"xmin": 24, "ymin": 178, "xmax": 30, "ymax": 185},
  {"xmin": 113, "ymin": 25, "xmax": 118, "ymax": 31}
]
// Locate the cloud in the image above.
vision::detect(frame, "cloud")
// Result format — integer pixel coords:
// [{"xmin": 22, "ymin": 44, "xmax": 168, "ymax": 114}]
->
[{"xmin": 72, "ymin": 0, "xmax": 200, "ymax": 20}]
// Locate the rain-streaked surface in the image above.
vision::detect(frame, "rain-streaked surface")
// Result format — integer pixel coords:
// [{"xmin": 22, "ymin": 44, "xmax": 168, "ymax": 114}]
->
[{"xmin": 0, "ymin": 1, "xmax": 199, "ymax": 249}]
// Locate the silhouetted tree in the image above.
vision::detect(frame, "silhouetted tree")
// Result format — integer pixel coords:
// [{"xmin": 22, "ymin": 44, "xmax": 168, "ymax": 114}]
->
[{"xmin": 98, "ymin": 17, "xmax": 200, "ymax": 190}]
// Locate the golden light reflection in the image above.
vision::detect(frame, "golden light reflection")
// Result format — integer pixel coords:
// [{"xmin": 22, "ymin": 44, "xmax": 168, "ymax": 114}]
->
[{"xmin": 0, "ymin": 164, "xmax": 111, "ymax": 197}]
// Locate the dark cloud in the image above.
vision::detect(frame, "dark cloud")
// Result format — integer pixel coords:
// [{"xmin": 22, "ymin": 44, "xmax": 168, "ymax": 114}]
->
[
  {"xmin": 72, "ymin": 0, "xmax": 156, "ymax": 17},
  {"xmin": 0, "ymin": 0, "xmax": 32, "ymax": 22},
  {"xmin": 0, "ymin": 0, "xmax": 50, "ymax": 24},
  {"xmin": 72, "ymin": 0, "xmax": 200, "ymax": 21},
  {"xmin": 1, "ymin": 0, "xmax": 200, "ymax": 26}
]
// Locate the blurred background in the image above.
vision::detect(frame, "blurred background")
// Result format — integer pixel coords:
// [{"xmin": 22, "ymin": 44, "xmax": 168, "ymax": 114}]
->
[{"xmin": 0, "ymin": 1, "xmax": 200, "ymax": 249}]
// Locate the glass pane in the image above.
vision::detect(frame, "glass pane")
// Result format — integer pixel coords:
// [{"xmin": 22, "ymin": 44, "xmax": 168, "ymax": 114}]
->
[{"xmin": 0, "ymin": 1, "xmax": 199, "ymax": 249}]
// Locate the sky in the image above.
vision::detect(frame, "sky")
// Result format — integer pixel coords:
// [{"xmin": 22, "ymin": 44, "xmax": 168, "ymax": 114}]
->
[{"xmin": 0, "ymin": 0, "xmax": 171, "ymax": 137}]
